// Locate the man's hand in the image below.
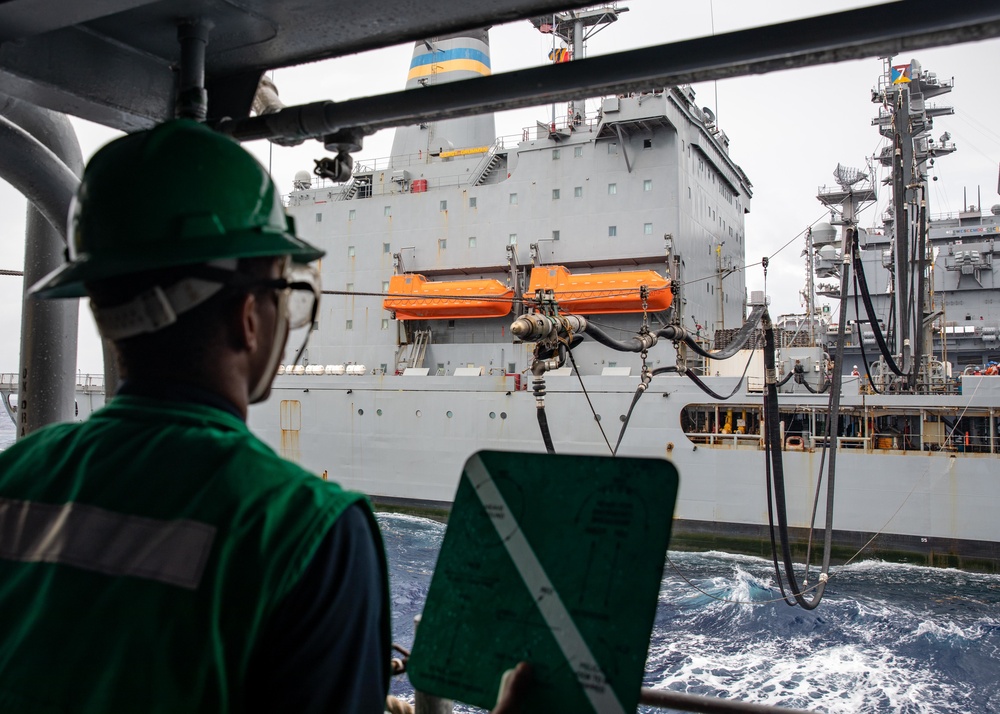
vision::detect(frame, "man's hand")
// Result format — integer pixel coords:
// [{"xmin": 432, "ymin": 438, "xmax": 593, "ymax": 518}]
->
[{"xmin": 491, "ymin": 663, "xmax": 533, "ymax": 714}]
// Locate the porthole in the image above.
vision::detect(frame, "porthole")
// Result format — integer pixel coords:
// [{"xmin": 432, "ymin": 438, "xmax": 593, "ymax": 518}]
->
[
  {"xmin": 446, "ymin": 410, "xmax": 453, "ymax": 418},
  {"xmin": 416, "ymin": 410, "xmax": 422, "ymax": 417},
  {"xmin": 489, "ymin": 412, "xmax": 496, "ymax": 419},
  {"xmin": 358, "ymin": 409, "xmax": 364, "ymax": 416},
  {"xmin": 377, "ymin": 409, "xmax": 383, "ymax": 416},
  {"xmin": 500, "ymin": 412, "xmax": 507, "ymax": 420}
]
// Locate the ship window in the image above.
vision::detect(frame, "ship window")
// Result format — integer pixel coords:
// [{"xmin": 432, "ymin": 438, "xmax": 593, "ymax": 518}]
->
[
  {"xmin": 436, "ymin": 363, "xmax": 445, "ymax": 375},
  {"xmin": 349, "ymin": 209, "xmax": 356, "ymax": 221},
  {"xmin": 688, "ymin": 187, "xmax": 692, "ymax": 199},
  {"xmin": 346, "ymin": 320, "xmax": 353, "ymax": 329},
  {"xmin": 644, "ymin": 223, "xmax": 653, "ymax": 235},
  {"xmin": 312, "ymin": 321, "xmax": 319, "ymax": 331},
  {"xmin": 574, "ymin": 146, "xmax": 583, "ymax": 158},
  {"xmin": 469, "ymin": 236, "xmax": 477, "ymax": 248},
  {"xmin": 552, "ymin": 189, "xmax": 560, "ymax": 199},
  {"xmin": 380, "ymin": 364, "xmax": 387, "ymax": 374},
  {"xmin": 552, "ymin": 149, "xmax": 560, "ymax": 160},
  {"xmin": 608, "ymin": 142, "xmax": 618, "ymax": 155},
  {"xmin": 383, "ymin": 242, "xmax": 391, "ymax": 254},
  {"xmin": 552, "ymin": 230, "xmax": 560, "ymax": 241},
  {"xmin": 469, "ymin": 197, "xmax": 477, "ymax": 208},
  {"xmin": 315, "ymin": 212, "xmax": 322, "ymax": 223},
  {"xmin": 574, "ymin": 186, "xmax": 583, "ymax": 198},
  {"xmin": 384, "ymin": 206, "xmax": 391, "ymax": 217},
  {"xmin": 382, "ymin": 281, "xmax": 390, "ymax": 292},
  {"xmin": 608, "ymin": 183, "xmax": 617, "ymax": 195},
  {"xmin": 507, "ymin": 363, "xmax": 516, "ymax": 373},
  {"xmin": 643, "ymin": 139, "xmax": 652, "ymax": 149},
  {"xmin": 608, "ymin": 226, "xmax": 617, "ymax": 237},
  {"xmin": 346, "ymin": 283, "xmax": 354, "ymax": 292},
  {"xmin": 644, "ymin": 179, "xmax": 652, "ymax": 191},
  {"xmin": 609, "ymin": 361, "xmax": 617, "ymax": 368},
  {"xmin": 438, "ymin": 239, "xmax": 447, "ymax": 250},
  {"xmin": 381, "ymin": 319, "xmax": 389, "ymax": 330},
  {"xmin": 348, "ymin": 245, "xmax": 355, "ymax": 257},
  {"xmin": 509, "ymin": 233, "xmax": 517, "ymax": 245},
  {"xmin": 448, "ymin": 320, "xmax": 455, "ymax": 328},
  {"xmin": 509, "ymin": 193, "xmax": 518, "ymax": 205},
  {"xmin": 440, "ymin": 200, "xmax": 447, "ymax": 211}
]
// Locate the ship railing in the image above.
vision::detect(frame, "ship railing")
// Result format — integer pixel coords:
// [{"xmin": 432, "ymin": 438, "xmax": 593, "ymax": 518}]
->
[
  {"xmin": 0, "ymin": 372, "xmax": 16, "ymax": 389},
  {"xmin": 687, "ymin": 431, "xmax": 763, "ymax": 448},
  {"xmin": 944, "ymin": 433, "xmax": 995, "ymax": 454},
  {"xmin": 76, "ymin": 373, "xmax": 105, "ymax": 392}
]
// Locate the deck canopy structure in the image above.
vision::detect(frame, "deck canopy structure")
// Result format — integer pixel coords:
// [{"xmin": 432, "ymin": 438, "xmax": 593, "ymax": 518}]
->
[{"xmin": 0, "ymin": 1, "xmax": 997, "ymax": 142}]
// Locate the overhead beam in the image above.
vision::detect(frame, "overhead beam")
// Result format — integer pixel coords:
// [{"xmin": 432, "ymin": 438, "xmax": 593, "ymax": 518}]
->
[
  {"xmin": 218, "ymin": 0, "xmax": 1000, "ymax": 144},
  {"xmin": 0, "ymin": 27, "xmax": 173, "ymax": 131}
]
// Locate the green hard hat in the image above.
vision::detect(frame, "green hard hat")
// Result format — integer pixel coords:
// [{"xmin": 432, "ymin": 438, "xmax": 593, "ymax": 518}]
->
[{"xmin": 32, "ymin": 119, "xmax": 324, "ymax": 299}]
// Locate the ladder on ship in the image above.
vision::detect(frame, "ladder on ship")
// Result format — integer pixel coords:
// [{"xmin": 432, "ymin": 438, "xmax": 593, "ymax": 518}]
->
[
  {"xmin": 338, "ymin": 174, "xmax": 372, "ymax": 200},
  {"xmin": 395, "ymin": 329, "xmax": 431, "ymax": 372},
  {"xmin": 471, "ymin": 150, "xmax": 506, "ymax": 186}
]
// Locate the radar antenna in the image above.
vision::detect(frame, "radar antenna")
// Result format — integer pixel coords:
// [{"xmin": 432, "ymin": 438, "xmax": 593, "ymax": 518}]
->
[{"xmin": 832, "ymin": 163, "xmax": 869, "ymax": 189}]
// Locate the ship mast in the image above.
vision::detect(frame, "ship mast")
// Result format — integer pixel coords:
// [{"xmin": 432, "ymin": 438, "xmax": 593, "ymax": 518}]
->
[
  {"xmin": 873, "ymin": 57, "xmax": 955, "ymax": 386},
  {"xmin": 531, "ymin": 4, "xmax": 627, "ymax": 126}
]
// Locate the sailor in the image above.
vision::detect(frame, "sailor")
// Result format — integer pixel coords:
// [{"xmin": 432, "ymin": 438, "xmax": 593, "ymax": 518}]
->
[
  {"xmin": 0, "ymin": 120, "xmax": 393, "ymax": 713},
  {"xmin": 851, "ymin": 364, "xmax": 860, "ymax": 377}
]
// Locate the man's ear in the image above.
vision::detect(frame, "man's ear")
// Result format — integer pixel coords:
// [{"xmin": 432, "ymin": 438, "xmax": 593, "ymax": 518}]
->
[{"xmin": 238, "ymin": 292, "xmax": 259, "ymax": 353}]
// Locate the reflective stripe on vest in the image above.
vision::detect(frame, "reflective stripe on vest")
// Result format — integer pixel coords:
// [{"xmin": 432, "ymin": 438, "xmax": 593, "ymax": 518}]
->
[{"xmin": 0, "ymin": 497, "xmax": 215, "ymax": 590}]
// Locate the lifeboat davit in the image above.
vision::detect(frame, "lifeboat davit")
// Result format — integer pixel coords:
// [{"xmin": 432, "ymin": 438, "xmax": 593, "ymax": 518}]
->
[
  {"xmin": 383, "ymin": 274, "xmax": 513, "ymax": 320},
  {"xmin": 526, "ymin": 265, "xmax": 672, "ymax": 314}
]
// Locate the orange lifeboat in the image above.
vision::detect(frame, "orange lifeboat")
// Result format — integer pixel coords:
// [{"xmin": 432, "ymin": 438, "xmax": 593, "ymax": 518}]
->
[
  {"xmin": 526, "ymin": 265, "xmax": 672, "ymax": 314},
  {"xmin": 383, "ymin": 274, "xmax": 513, "ymax": 320}
]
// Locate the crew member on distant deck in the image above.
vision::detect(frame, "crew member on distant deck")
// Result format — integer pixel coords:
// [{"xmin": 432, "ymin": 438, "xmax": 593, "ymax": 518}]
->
[
  {"xmin": 0, "ymin": 121, "xmax": 391, "ymax": 713},
  {"xmin": 851, "ymin": 364, "xmax": 861, "ymax": 377}
]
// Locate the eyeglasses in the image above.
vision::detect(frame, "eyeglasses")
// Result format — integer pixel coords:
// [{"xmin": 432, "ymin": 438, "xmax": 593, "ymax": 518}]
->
[
  {"xmin": 251, "ymin": 263, "xmax": 320, "ymax": 330},
  {"xmin": 189, "ymin": 260, "xmax": 321, "ymax": 330}
]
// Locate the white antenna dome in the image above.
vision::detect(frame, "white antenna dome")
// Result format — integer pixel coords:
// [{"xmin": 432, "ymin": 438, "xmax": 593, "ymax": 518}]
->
[{"xmin": 293, "ymin": 170, "xmax": 312, "ymax": 190}]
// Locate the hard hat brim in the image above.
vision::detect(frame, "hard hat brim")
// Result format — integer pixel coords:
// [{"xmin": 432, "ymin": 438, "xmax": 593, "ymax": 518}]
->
[{"xmin": 31, "ymin": 229, "xmax": 324, "ymax": 299}]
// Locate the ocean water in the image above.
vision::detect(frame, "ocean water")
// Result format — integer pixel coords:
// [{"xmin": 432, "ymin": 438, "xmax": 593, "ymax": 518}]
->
[
  {"xmin": 382, "ymin": 513, "xmax": 1000, "ymax": 714},
  {"xmin": 3, "ymin": 417, "xmax": 998, "ymax": 712}
]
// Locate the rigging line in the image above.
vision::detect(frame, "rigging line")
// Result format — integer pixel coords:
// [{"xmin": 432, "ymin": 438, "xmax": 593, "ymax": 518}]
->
[
  {"xmin": 565, "ymin": 347, "xmax": 615, "ymax": 455},
  {"xmin": 0, "ymin": 269, "xmax": 24, "ymax": 276},
  {"xmin": 766, "ymin": 212, "xmax": 830, "ymax": 263},
  {"xmin": 954, "ymin": 108, "xmax": 1000, "ymax": 144},
  {"xmin": 941, "ymin": 373, "xmax": 985, "ymax": 446}
]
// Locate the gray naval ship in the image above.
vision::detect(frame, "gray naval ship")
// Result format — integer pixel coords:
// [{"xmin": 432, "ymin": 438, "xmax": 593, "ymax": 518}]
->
[{"xmin": 242, "ymin": 8, "xmax": 1000, "ymax": 572}]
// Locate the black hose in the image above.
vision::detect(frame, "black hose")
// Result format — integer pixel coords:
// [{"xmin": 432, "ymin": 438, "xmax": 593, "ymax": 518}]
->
[
  {"xmin": 662, "ymin": 304, "xmax": 767, "ymax": 360},
  {"xmin": 684, "ymin": 346, "xmax": 753, "ymax": 402},
  {"xmin": 852, "ymin": 269, "xmax": 884, "ymax": 395},
  {"xmin": 853, "ymin": 242, "xmax": 904, "ymax": 376},
  {"xmin": 583, "ymin": 323, "xmax": 650, "ymax": 352},
  {"xmin": 536, "ymin": 405, "xmax": 555, "ymax": 455},
  {"xmin": 613, "ymin": 373, "xmax": 650, "ymax": 455},
  {"xmin": 800, "ymin": 375, "xmax": 830, "ymax": 394}
]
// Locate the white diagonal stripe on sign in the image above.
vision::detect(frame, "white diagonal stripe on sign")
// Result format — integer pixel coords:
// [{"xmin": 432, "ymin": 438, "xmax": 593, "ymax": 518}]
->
[{"xmin": 465, "ymin": 454, "xmax": 626, "ymax": 714}]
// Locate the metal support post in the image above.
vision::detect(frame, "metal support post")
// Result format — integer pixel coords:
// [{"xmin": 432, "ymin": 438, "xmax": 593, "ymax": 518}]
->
[{"xmin": 0, "ymin": 99, "xmax": 83, "ymax": 436}]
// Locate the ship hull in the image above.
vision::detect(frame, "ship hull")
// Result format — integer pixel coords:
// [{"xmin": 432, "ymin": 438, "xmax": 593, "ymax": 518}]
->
[{"xmin": 250, "ymin": 372, "xmax": 1000, "ymax": 571}]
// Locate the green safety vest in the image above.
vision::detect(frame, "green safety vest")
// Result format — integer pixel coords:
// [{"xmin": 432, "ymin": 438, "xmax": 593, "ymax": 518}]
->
[{"xmin": 0, "ymin": 396, "xmax": 381, "ymax": 713}]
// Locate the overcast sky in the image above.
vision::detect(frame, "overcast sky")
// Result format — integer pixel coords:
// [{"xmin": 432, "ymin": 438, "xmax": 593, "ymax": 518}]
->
[{"xmin": 1, "ymin": 0, "xmax": 998, "ymax": 374}]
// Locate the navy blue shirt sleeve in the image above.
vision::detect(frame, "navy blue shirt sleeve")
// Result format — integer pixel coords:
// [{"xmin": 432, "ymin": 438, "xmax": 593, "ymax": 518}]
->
[{"xmin": 246, "ymin": 503, "xmax": 390, "ymax": 713}]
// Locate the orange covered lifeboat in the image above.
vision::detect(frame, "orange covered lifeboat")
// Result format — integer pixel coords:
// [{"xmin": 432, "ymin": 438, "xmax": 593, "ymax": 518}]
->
[
  {"xmin": 526, "ymin": 265, "xmax": 672, "ymax": 314},
  {"xmin": 383, "ymin": 274, "xmax": 513, "ymax": 320}
]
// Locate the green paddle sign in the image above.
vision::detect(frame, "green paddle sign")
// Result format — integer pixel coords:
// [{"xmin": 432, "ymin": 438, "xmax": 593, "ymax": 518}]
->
[{"xmin": 408, "ymin": 450, "xmax": 679, "ymax": 713}]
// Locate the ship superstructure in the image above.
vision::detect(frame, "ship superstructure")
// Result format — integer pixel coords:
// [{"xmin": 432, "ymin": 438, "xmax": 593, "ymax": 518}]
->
[
  {"xmin": 285, "ymin": 6, "xmax": 751, "ymax": 380},
  {"xmin": 810, "ymin": 58, "xmax": 1000, "ymax": 378}
]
